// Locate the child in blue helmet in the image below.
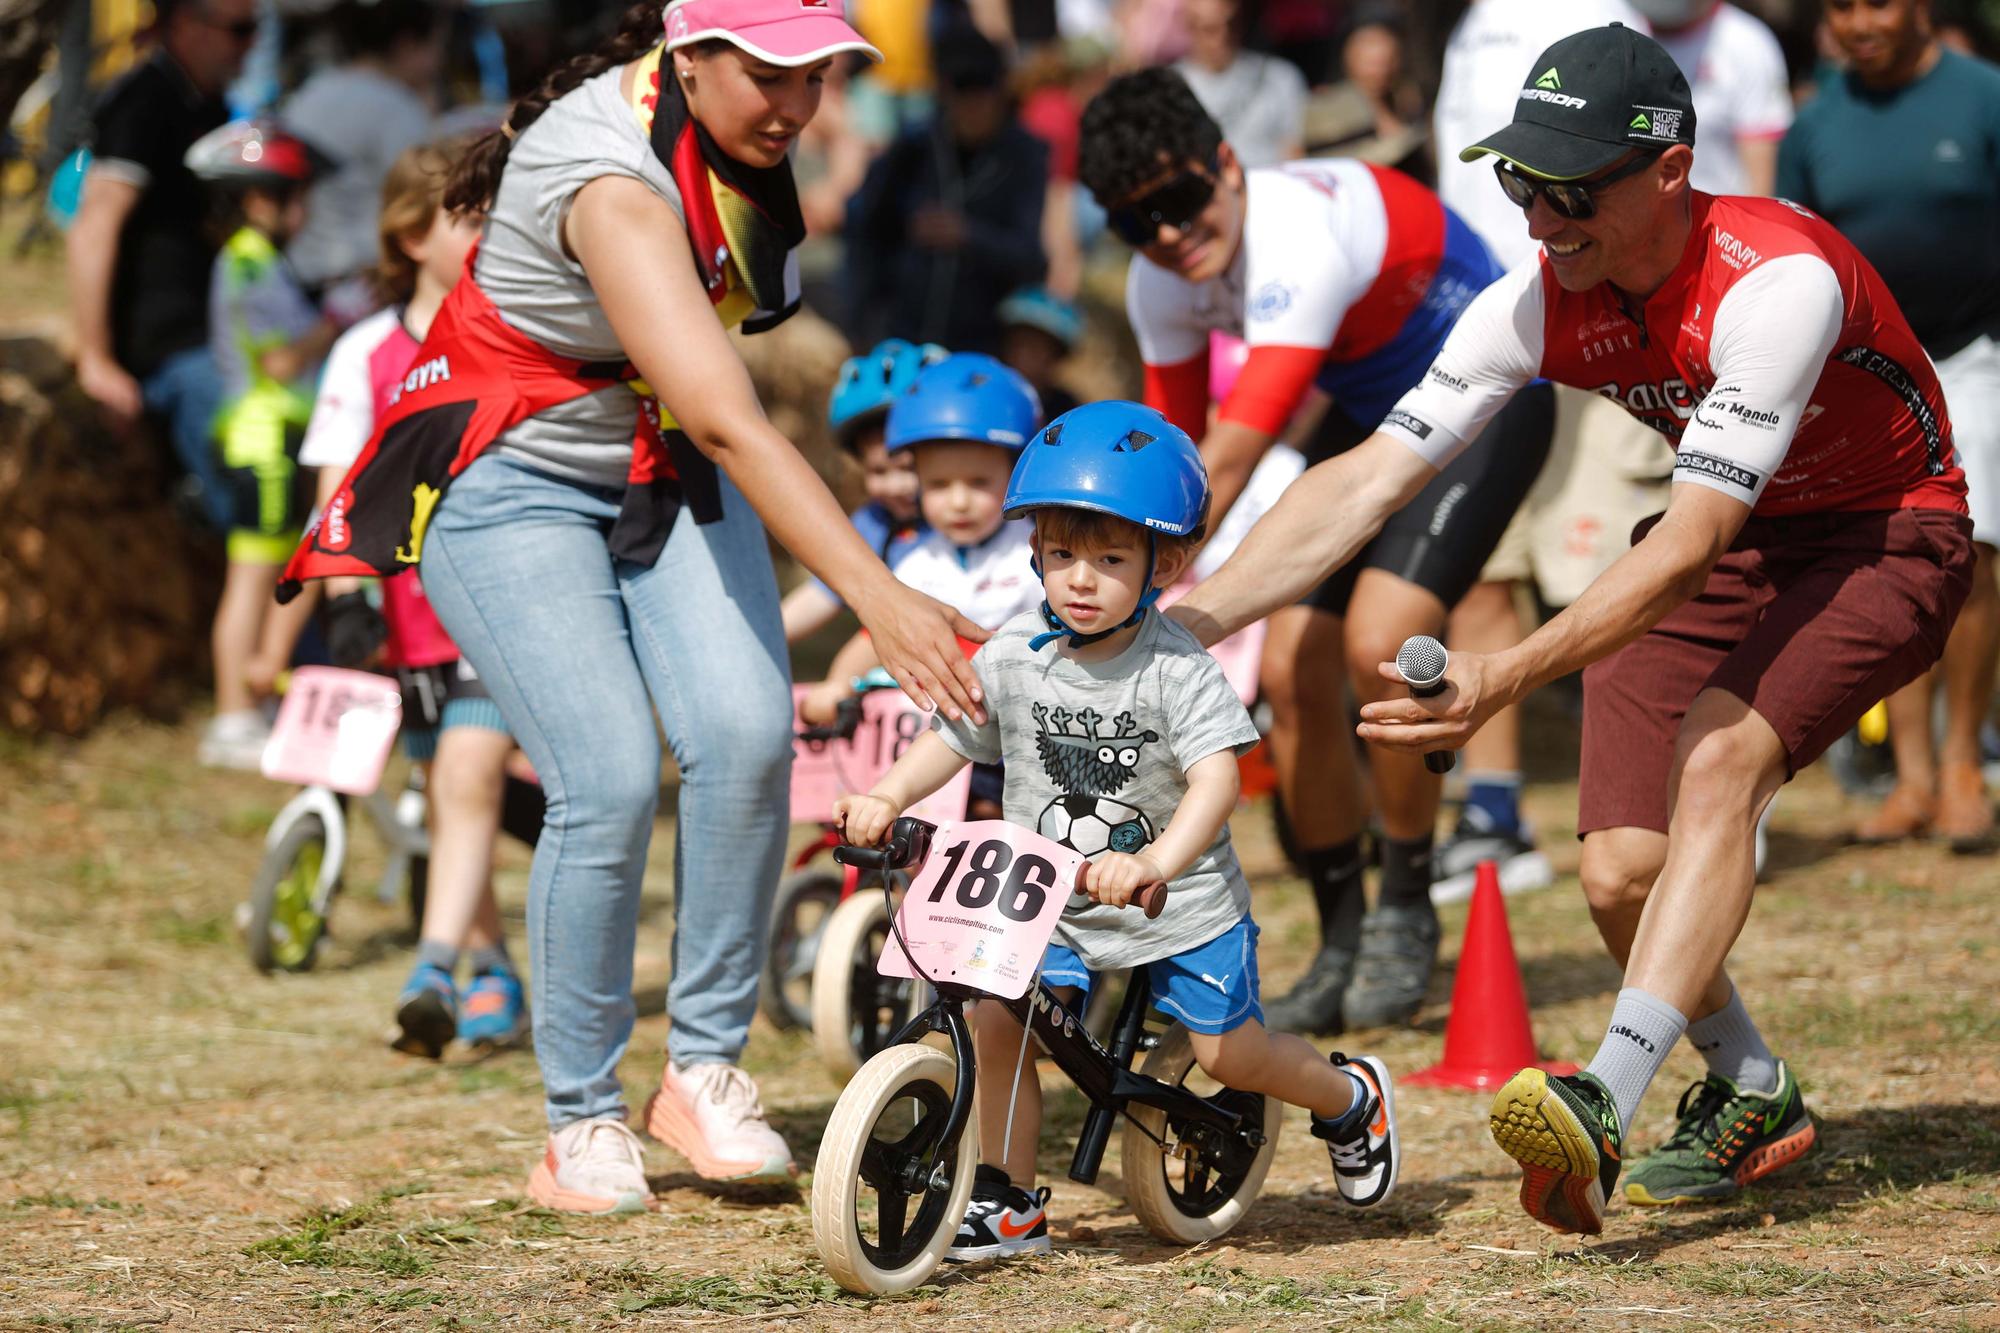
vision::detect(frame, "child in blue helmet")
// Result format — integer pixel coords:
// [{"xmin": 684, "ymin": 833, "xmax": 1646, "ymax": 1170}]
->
[
  {"xmin": 835, "ymin": 401, "xmax": 1402, "ymax": 1262},
  {"xmin": 780, "ymin": 338, "xmax": 948, "ymax": 645},
  {"xmin": 799, "ymin": 353, "xmax": 1045, "ymax": 748}
]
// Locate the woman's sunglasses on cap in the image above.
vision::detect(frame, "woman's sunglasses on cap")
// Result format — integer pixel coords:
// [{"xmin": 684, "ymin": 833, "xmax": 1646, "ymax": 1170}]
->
[
  {"xmin": 1492, "ymin": 150, "xmax": 1661, "ymax": 221},
  {"xmin": 1106, "ymin": 154, "xmax": 1220, "ymax": 247}
]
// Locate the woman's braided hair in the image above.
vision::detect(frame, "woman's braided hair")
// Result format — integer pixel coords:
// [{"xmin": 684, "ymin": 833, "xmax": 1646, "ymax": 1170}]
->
[{"xmin": 443, "ymin": 1, "xmax": 667, "ymax": 214}]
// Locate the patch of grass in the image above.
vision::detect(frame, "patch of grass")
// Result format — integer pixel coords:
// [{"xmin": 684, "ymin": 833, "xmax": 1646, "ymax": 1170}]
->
[
  {"xmin": 368, "ymin": 1287, "xmax": 448, "ymax": 1310},
  {"xmin": 12, "ymin": 1192, "xmax": 126, "ymax": 1212},
  {"xmin": 454, "ymin": 1064, "xmax": 531, "ymax": 1094},
  {"xmin": 1666, "ymin": 1260, "xmax": 1880, "ymax": 1297},
  {"xmin": 350, "ymin": 1245, "xmax": 434, "ymax": 1278},
  {"xmin": 220, "ymin": 804, "xmax": 278, "ymax": 838},
  {"xmin": 610, "ymin": 1265, "xmax": 846, "ymax": 1314},
  {"xmin": 245, "ymin": 1195, "xmax": 388, "ymax": 1266},
  {"xmin": 147, "ymin": 909, "xmax": 230, "ymax": 947}
]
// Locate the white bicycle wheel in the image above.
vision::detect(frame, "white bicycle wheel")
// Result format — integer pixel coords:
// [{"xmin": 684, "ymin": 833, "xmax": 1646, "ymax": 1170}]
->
[
  {"xmin": 811, "ymin": 887, "xmax": 923, "ymax": 1079},
  {"xmin": 812, "ymin": 1042, "xmax": 978, "ymax": 1295},
  {"xmin": 1122, "ymin": 1023, "xmax": 1281, "ymax": 1244}
]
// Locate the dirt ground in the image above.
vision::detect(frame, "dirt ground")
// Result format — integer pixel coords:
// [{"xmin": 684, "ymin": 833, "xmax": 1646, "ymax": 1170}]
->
[{"xmin": 2, "ymin": 703, "xmax": 1998, "ymax": 1332}]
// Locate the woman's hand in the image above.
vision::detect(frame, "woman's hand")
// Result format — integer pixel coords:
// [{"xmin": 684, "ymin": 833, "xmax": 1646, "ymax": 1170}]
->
[
  {"xmin": 1355, "ymin": 648, "xmax": 1509, "ymax": 754},
  {"xmin": 852, "ymin": 580, "xmax": 988, "ymax": 724},
  {"xmin": 835, "ymin": 793, "xmax": 901, "ymax": 847},
  {"xmin": 1081, "ymin": 852, "xmax": 1166, "ymax": 909}
]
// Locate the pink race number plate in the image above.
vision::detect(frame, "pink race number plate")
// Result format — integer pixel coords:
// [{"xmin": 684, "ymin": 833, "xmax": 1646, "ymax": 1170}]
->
[
  {"xmin": 260, "ymin": 666, "xmax": 403, "ymax": 795},
  {"xmin": 877, "ymin": 819, "xmax": 1083, "ymax": 1000},
  {"xmin": 789, "ymin": 687, "xmax": 972, "ymax": 825}
]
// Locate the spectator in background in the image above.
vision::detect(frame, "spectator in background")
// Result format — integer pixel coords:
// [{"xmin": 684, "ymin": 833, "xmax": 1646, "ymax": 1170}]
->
[
  {"xmin": 1637, "ymin": 1, "xmax": 1793, "ymax": 196},
  {"xmin": 846, "ymin": 0, "xmax": 935, "ymax": 143},
  {"xmin": 1120, "ymin": 0, "xmax": 1191, "ymax": 68},
  {"xmin": 844, "ymin": 24, "xmax": 1049, "ymax": 352},
  {"xmin": 283, "ymin": 0, "xmax": 443, "ymax": 320},
  {"xmin": 1314, "ymin": 6, "xmax": 1428, "ymax": 181},
  {"xmin": 1017, "ymin": 34, "xmax": 1113, "ymax": 297},
  {"xmin": 1781, "ymin": 0, "xmax": 2000, "ymax": 848},
  {"xmin": 997, "ymin": 285, "xmax": 1083, "ymax": 419},
  {"xmin": 1174, "ymin": 0, "xmax": 1307, "ymax": 169},
  {"xmin": 67, "ymin": 0, "xmax": 258, "ymax": 530}
]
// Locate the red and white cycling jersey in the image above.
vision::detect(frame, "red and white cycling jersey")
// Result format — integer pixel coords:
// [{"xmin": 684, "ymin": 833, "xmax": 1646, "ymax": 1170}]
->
[
  {"xmin": 1129, "ymin": 157, "xmax": 1493, "ymax": 437},
  {"xmin": 1384, "ymin": 193, "xmax": 1966, "ymax": 517},
  {"xmin": 299, "ymin": 305, "xmax": 461, "ymax": 669}
]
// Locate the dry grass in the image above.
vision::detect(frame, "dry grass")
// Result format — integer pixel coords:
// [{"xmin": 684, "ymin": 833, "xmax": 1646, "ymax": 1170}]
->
[{"xmin": 2, "ymin": 706, "xmax": 1998, "ymax": 1331}]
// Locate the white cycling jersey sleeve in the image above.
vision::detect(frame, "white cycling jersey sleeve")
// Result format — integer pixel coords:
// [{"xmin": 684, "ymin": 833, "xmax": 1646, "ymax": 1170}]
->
[
  {"xmin": 1671, "ymin": 253, "xmax": 1844, "ymax": 507},
  {"xmin": 1376, "ymin": 258, "xmax": 1545, "ymax": 467}
]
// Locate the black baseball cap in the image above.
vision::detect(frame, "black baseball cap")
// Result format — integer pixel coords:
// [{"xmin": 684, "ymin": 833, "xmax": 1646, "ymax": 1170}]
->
[{"xmin": 1459, "ymin": 23, "xmax": 1697, "ymax": 181}]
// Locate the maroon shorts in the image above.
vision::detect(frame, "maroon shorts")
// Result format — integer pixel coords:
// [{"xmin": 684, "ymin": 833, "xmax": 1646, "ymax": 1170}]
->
[{"xmin": 1578, "ymin": 507, "xmax": 1974, "ymax": 836}]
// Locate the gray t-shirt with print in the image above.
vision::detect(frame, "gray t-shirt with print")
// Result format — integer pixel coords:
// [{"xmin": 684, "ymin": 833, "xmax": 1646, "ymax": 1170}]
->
[
  {"xmin": 474, "ymin": 64, "xmax": 684, "ymax": 487},
  {"xmin": 935, "ymin": 609, "xmax": 1261, "ymax": 970}
]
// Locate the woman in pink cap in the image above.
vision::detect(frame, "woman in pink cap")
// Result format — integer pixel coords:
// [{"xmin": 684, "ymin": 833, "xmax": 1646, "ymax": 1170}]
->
[{"xmin": 285, "ymin": 0, "xmax": 989, "ymax": 1214}]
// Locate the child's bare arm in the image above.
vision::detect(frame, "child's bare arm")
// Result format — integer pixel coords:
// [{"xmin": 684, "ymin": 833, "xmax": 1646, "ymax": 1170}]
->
[
  {"xmin": 257, "ymin": 319, "xmax": 338, "ymax": 384},
  {"xmin": 780, "ymin": 582, "xmax": 843, "ymax": 644},
  {"xmin": 1087, "ymin": 750, "xmax": 1241, "ymax": 905},
  {"xmin": 799, "ymin": 628, "xmax": 886, "ymax": 723},
  {"xmin": 833, "ymin": 731, "xmax": 972, "ymax": 845}
]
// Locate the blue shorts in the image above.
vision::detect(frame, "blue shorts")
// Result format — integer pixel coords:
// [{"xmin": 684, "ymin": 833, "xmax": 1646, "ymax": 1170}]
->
[{"xmin": 1038, "ymin": 917, "xmax": 1262, "ymax": 1035}]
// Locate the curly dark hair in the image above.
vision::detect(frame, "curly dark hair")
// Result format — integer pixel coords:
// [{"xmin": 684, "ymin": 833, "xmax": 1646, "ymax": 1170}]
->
[{"xmin": 1077, "ymin": 68, "xmax": 1223, "ymax": 208}]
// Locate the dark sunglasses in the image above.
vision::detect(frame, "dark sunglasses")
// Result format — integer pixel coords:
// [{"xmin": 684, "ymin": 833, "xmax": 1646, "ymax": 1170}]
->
[
  {"xmin": 1493, "ymin": 151, "xmax": 1660, "ymax": 221},
  {"xmin": 1106, "ymin": 155, "xmax": 1220, "ymax": 247}
]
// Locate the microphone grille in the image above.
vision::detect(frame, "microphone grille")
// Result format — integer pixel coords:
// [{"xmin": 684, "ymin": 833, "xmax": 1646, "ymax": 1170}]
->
[{"xmin": 1396, "ymin": 635, "xmax": 1447, "ymax": 685}]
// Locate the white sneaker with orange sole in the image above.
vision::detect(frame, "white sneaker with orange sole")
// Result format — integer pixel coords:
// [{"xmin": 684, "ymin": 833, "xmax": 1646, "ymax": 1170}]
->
[
  {"xmin": 526, "ymin": 1117, "xmax": 655, "ymax": 1214},
  {"xmin": 644, "ymin": 1062, "xmax": 796, "ymax": 1182}
]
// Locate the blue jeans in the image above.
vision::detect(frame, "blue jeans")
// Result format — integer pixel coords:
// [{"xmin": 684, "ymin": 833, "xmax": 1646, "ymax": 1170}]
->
[
  {"xmin": 140, "ymin": 345, "xmax": 230, "ymax": 530},
  {"xmin": 419, "ymin": 453, "xmax": 793, "ymax": 1127}
]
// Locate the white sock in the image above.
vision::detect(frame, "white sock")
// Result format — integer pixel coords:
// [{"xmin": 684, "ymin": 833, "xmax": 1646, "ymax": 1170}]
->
[{"xmin": 1585, "ymin": 987, "xmax": 1688, "ymax": 1138}]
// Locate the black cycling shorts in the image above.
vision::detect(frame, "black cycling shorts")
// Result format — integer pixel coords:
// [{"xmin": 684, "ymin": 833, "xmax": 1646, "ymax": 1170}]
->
[{"xmin": 1297, "ymin": 380, "xmax": 1554, "ymax": 616}]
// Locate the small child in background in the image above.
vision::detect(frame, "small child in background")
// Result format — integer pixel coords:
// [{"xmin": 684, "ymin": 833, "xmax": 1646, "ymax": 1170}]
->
[
  {"xmin": 780, "ymin": 338, "xmax": 947, "ymax": 645},
  {"xmin": 293, "ymin": 136, "xmax": 533, "ymax": 1057},
  {"xmin": 187, "ymin": 121, "xmax": 338, "ymax": 769},
  {"xmin": 996, "ymin": 287, "xmax": 1083, "ymax": 421},
  {"xmin": 834, "ymin": 402, "xmax": 1401, "ymax": 1261},
  {"xmin": 800, "ymin": 353, "xmax": 1045, "ymax": 813}
]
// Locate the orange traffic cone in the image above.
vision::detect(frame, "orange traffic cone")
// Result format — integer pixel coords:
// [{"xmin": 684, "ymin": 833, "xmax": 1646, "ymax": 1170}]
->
[{"xmin": 1406, "ymin": 859, "xmax": 1578, "ymax": 1090}]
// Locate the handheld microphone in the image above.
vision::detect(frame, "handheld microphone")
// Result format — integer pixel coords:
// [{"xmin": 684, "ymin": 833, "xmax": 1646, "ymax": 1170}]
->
[{"xmin": 1394, "ymin": 635, "xmax": 1456, "ymax": 775}]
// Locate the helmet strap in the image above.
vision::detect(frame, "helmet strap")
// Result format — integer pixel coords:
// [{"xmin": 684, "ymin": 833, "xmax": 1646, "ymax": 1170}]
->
[{"xmin": 1027, "ymin": 535, "xmax": 1160, "ymax": 652}]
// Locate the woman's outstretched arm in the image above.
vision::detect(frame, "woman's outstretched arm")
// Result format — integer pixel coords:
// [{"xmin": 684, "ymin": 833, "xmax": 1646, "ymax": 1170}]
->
[{"xmin": 568, "ymin": 174, "xmax": 987, "ymax": 722}]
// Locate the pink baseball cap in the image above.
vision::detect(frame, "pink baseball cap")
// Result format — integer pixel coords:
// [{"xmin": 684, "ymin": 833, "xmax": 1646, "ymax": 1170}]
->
[{"xmin": 663, "ymin": 0, "xmax": 882, "ymax": 67}]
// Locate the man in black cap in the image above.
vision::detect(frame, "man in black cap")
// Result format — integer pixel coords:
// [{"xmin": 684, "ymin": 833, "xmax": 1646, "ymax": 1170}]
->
[{"xmin": 1170, "ymin": 22, "xmax": 1973, "ymax": 1235}]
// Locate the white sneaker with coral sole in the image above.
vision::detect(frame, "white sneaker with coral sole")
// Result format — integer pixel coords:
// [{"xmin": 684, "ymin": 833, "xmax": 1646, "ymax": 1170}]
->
[
  {"xmin": 644, "ymin": 1062, "xmax": 796, "ymax": 1182},
  {"xmin": 526, "ymin": 1117, "xmax": 655, "ymax": 1214}
]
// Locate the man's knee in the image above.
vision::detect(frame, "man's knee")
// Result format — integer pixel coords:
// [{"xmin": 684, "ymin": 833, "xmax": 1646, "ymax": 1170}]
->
[
  {"xmin": 1580, "ymin": 831, "xmax": 1664, "ymax": 918},
  {"xmin": 1672, "ymin": 693, "xmax": 1786, "ymax": 817}
]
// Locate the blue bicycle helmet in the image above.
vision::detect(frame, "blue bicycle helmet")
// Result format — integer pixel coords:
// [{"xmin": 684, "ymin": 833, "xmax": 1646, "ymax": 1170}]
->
[
  {"xmin": 1004, "ymin": 400, "xmax": 1209, "ymax": 538},
  {"xmin": 1003, "ymin": 401, "xmax": 1212, "ymax": 650},
  {"xmin": 885, "ymin": 352, "xmax": 1042, "ymax": 453},
  {"xmin": 828, "ymin": 338, "xmax": 947, "ymax": 446},
  {"xmin": 997, "ymin": 286, "xmax": 1085, "ymax": 351}
]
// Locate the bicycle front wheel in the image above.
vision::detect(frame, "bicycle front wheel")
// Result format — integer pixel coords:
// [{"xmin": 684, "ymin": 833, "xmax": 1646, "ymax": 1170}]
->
[
  {"xmin": 247, "ymin": 814, "xmax": 332, "ymax": 973},
  {"xmin": 812, "ymin": 1042, "xmax": 977, "ymax": 1295}
]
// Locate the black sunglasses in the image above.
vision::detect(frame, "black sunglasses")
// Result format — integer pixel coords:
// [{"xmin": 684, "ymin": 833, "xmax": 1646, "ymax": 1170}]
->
[
  {"xmin": 1106, "ymin": 155, "xmax": 1220, "ymax": 247},
  {"xmin": 1493, "ymin": 151, "xmax": 1661, "ymax": 221}
]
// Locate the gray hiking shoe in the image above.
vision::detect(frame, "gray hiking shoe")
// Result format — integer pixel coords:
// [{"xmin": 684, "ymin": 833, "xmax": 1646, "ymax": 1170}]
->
[
  {"xmin": 1262, "ymin": 945, "xmax": 1355, "ymax": 1035},
  {"xmin": 1342, "ymin": 907, "xmax": 1440, "ymax": 1028}
]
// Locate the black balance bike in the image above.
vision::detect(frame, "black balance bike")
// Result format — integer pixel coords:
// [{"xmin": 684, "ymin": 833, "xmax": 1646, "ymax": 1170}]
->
[{"xmin": 809, "ymin": 817, "xmax": 1282, "ymax": 1294}]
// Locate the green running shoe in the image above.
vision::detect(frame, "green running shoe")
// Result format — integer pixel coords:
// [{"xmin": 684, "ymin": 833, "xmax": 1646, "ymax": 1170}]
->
[
  {"xmin": 1489, "ymin": 1069, "xmax": 1623, "ymax": 1235},
  {"xmin": 1625, "ymin": 1062, "xmax": 1816, "ymax": 1206}
]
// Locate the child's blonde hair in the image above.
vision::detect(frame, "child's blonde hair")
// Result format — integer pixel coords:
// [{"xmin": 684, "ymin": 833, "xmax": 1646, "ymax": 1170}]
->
[
  {"xmin": 1032, "ymin": 507, "xmax": 1199, "ymax": 566},
  {"xmin": 375, "ymin": 135, "xmax": 475, "ymax": 303}
]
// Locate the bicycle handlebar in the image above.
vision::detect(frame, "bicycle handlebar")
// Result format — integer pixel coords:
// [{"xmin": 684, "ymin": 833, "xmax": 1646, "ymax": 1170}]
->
[
  {"xmin": 796, "ymin": 694, "xmax": 866, "ymax": 745},
  {"xmin": 832, "ymin": 816, "xmax": 1168, "ymax": 918}
]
